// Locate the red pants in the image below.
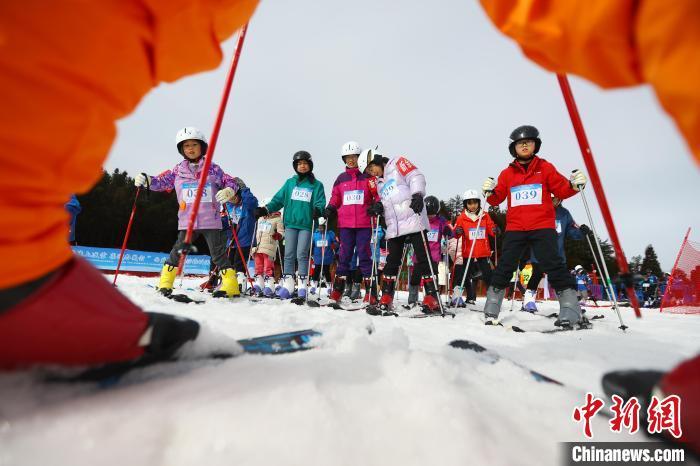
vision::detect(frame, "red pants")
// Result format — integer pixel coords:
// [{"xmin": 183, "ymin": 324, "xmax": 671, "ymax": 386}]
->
[{"xmin": 254, "ymin": 253, "xmax": 274, "ymax": 277}]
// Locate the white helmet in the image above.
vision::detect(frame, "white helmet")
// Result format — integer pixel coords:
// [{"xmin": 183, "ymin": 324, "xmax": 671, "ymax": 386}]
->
[
  {"xmin": 575, "ymin": 265, "xmax": 584, "ymax": 272},
  {"xmin": 357, "ymin": 148, "xmax": 384, "ymax": 174},
  {"xmin": 176, "ymin": 127, "xmax": 208, "ymax": 156},
  {"xmin": 463, "ymin": 189, "xmax": 480, "ymax": 201},
  {"xmin": 341, "ymin": 141, "xmax": 362, "ymax": 157}
]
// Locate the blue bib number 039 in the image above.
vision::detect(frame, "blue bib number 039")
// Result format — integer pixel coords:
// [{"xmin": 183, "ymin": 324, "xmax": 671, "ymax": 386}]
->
[{"xmin": 510, "ymin": 184, "xmax": 542, "ymax": 207}]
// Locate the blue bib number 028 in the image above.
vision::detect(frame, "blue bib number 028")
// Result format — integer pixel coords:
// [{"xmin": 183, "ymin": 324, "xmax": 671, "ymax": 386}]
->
[{"xmin": 510, "ymin": 184, "xmax": 542, "ymax": 207}]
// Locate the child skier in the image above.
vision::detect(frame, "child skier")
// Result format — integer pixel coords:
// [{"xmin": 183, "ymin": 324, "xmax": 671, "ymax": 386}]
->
[
  {"xmin": 358, "ymin": 149, "xmax": 441, "ymax": 314},
  {"xmin": 574, "ymin": 265, "xmax": 593, "ymax": 305},
  {"xmin": 407, "ymin": 196, "xmax": 451, "ymax": 306},
  {"xmin": 134, "ymin": 127, "xmax": 241, "ymax": 298},
  {"xmin": 254, "ymin": 151, "xmax": 326, "ymax": 299},
  {"xmin": 451, "ymin": 189, "xmax": 496, "ymax": 307},
  {"xmin": 481, "ymin": 125, "xmax": 589, "ymax": 329},
  {"xmin": 223, "ymin": 178, "xmax": 258, "ymax": 292},
  {"xmin": 324, "ymin": 141, "xmax": 380, "ymax": 305},
  {"xmin": 521, "ymin": 196, "xmax": 589, "ymax": 312},
  {"xmin": 310, "ymin": 219, "xmax": 338, "ymax": 297},
  {"xmin": 251, "ymin": 198, "xmax": 284, "ymax": 297}
]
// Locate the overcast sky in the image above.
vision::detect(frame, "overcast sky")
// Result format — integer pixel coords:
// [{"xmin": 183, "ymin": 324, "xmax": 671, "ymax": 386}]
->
[{"xmin": 106, "ymin": 0, "xmax": 699, "ymax": 270}]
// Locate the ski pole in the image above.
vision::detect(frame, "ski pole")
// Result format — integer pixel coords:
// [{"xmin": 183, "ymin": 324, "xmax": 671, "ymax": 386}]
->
[
  {"xmin": 448, "ymin": 235, "xmax": 463, "ymax": 304},
  {"xmin": 224, "ymin": 207, "xmax": 255, "ymax": 293},
  {"xmin": 509, "ymin": 266, "xmax": 521, "ymax": 312},
  {"xmin": 585, "ymin": 233, "xmax": 608, "ymax": 300},
  {"xmin": 317, "ymin": 223, "xmax": 328, "ymax": 291},
  {"xmin": 579, "ymin": 188, "xmax": 627, "ymax": 330},
  {"xmin": 113, "ymin": 187, "xmax": 141, "ymax": 286},
  {"xmin": 557, "ymin": 73, "xmax": 641, "ymax": 320},
  {"xmin": 397, "ymin": 243, "xmax": 409, "ymax": 293},
  {"xmin": 176, "ymin": 24, "xmax": 250, "ymax": 275},
  {"xmin": 368, "ymin": 215, "xmax": 381, "ymax": 302},
  {"xmin": 302, "ymin": 218, "xmax": 317, "ymax": 303},
  {"xmin": 419, "ymin": 230, "xmax": 446, "ymax": 315}
]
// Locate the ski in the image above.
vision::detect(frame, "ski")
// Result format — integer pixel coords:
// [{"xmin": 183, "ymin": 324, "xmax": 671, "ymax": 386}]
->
[
  {"xmin": 57, "ymin": 328, "xmax": 325, "ymax": 386},
  {"xmin": 449, "ymin": 339, "xmax": 564, "ymax": 385}
]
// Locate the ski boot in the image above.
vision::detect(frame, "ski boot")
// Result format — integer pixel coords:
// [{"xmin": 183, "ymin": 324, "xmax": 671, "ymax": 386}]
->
[
  {"xmin": 349, "ymin": 282, "xmax": 362, "ymax": 301},
  {"xmin": 237, "ymin": 271, "xmax": 247, "ymax": 295},
  {"xmin": 276, "ymin": 274, "xmax": 295, "ymax": 300},
  {"xmin": 367, "ymin": 276, "xmax": 397, "ymax": 316},
  {"xmin": 253, "ymin": 274, "xmax": 264, "ymax": 296},
  {"xmin": 421, "ymin": 278, "xmax": 441, "ymax": 314},
  {"xmin": 263, "ymin": 276, "xmax": 276, "ymax": 297},
  {"xmin": 484, "ymin": 316, "xmax": 501, "ymax": 326},
  {"xmin": 156, "ymin": 263, "xmax": 178, "ymax": 296},
  {"xmin": 363, "ymin": 278, "xmax": 378, "ymax": 305},
  {"xmin": 329, "ymin": 275, "xmax": 347, "ymax": 303},
  {"xmin": 466, "ymin": 299, "xmax": 476, "ymax": 306},
  {"xmin": 343, "ymin": 280, "xmax": 354, "ymax": 300},
  {"xmin": 213, "ymin": 268, "xmax": 240, "ymax": 298},
  {"xmin": 199, "ymin": 272, "xmax": 220, "ymax": 292},
  {"xmin": 308, "ymin": 280, "xmax": 318, "ymax": 296},
  {"xmin": 521, "ymin": 289, "xmax": 538, "ymax": 313},
  {"xmin": 297, "ymin": 275, "xmax": 308, "ymax": 300},
  {"xmin": 483, "ymin": 286, "xmax": 506, "ymax": 323},
  {"xmin": 555, "ymin": 288, "xmax": 583, "ymax": 329}
]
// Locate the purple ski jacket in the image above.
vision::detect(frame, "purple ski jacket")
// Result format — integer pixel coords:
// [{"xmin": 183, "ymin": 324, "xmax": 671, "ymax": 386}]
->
[
  {"xmin": 327, "ymin": 167, "xmax": 378, "ymax": 229},
  {"xmin": 150, "ymin": 159, "xmax": 237, "ymax": 230},
  {"xmin": 376, "ymin": 156, "xmax": 429, "ymax": 239}
]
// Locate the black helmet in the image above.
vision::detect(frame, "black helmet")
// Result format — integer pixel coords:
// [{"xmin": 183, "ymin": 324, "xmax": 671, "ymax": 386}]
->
[
  {"xmin": 425, "ymin": 195, "xmax": 440, "ymax": 215},
  {"xmin": 292, "ymin": 150, "xmax": 314, "ymax": 172},
  {"xmin": 508, "ymin": 125, "xmax": 541, "ymax": 156}
]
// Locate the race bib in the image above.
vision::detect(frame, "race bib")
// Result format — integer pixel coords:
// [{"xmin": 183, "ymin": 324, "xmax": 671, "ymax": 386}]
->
[
  {"xmin": 643, "ymin": 283, "xmax": 650, "ymax": 288},
  {"xmin": 291, "ymin": 187, "xmax": 312, "ymax": 203},
  {"xmin": 343, "ymin": 190, "xmax": 364, "ymax": 205},
  {"xmin": 182, "ymin": 182, "xmax": 212, "ymax": 204},
  {"xmin": 510, "ymin": 184, "xmax": 542, "ymax": 207},
  {"xmin": 469, "ymin": 227, "xmax": 486, "ymax": 240},
  {"xmin": 577, "ymin": 278, "xmax": 586, "ymax": 285},
  {"xmin": 228, "ymin": 205, "xmax": 242, "ymax": 224},
  {"xmin": 426, "ymin": 229, "xmax": 439, "ymax": 242},
  {"xmin": 380, "ymin": 179, "xmax": 398, "ymax": 200},
  {"xmin": 258, "ymin": 221, "xmax": 272, "ymax": 233},
  {"xmin": 316, "ymin": 240, "xmax": 328, "ymax": 247},
  {"xmin": 555, "ymin": 220, "xmax": 562, "ymax": 234}
]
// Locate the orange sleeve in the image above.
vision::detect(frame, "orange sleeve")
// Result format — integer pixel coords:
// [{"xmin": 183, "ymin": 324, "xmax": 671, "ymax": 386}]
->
[
  {"xmin": 0, "ymin": 0, "xmax": 258, "ymax": 287},
  {"xmin": 479, "ymin": 0, "xmax": 700, "ymax": 165}
]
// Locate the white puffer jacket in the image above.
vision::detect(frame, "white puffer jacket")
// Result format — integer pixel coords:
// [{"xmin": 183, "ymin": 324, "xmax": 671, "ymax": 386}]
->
[
  {"xmin": 376, "ymin": 156, "xmax": 429, "ymax": 239},
  {"xmin": 251, "ymin": 213, "xmax": 284, "ymax": 258}
]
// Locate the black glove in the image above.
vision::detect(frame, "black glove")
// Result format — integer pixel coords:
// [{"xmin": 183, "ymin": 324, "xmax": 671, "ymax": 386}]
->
[
  {"xmin": 324, "ymin": 205, "xmax": 337, "ymax": 219},
  {"xmin": 579, "ymin": 224, "xmax": 591, "ymax": 236},
  {"xmin": 454, "ymin": 227, "xmax": 464, "ymax": 237},
  {"xmin": 254, "ymin": 207, "xmax": 268, "ymax": 219},
  {"xmin": 313, "ymin": 207, "xmax": 323, "ymax": 220},
  {"xmin": 367, "ymin": 201, "xmax": 384, "ymax": 216},
  {"xmin": 442, "ymin": 225, "xmax": 452, "ymax": 237},
  {"xmin": 409, "ymin": 193, "xmax": 424, "ymax": 214}
]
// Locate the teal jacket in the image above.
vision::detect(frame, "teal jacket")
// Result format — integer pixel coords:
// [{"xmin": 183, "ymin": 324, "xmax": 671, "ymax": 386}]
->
[{"xmin": 267, "ymin": 174, "xmax": 326, "ymax": 231}]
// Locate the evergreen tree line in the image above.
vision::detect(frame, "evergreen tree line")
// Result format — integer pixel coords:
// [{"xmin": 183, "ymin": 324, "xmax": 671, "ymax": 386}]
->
[{"xmin": 73, "ymin": 170, "xmax": 664, "ymax": 277}]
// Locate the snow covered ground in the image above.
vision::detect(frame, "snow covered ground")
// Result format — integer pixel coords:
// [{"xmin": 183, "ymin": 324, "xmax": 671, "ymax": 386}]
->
[{"xmin": 1, "ymin": 274, "xmax": 698, "ymax": 466}]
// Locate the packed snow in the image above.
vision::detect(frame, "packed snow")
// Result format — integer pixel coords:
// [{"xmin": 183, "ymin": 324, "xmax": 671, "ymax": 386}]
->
[{"xmin": 1, "ymin": 273, "xmax": 698, "ymax": 466}]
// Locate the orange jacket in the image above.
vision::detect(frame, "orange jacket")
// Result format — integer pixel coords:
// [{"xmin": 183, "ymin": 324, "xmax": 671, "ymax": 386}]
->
[
  {"xmin": 480, "ymin": 0, "xmax": 700, "ymax": 165},
  {"xmin": 0, "ymin": 0, "xmax": 258, "ymax": 287}
]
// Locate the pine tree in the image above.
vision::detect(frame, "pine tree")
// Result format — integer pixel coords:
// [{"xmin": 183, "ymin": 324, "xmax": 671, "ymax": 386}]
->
[
  {"xmin": 640, "ymin": 244, "xmax": 663, "ymax": 276},
  {"xmin": 628, "ymin": 255, "xmax": 643, "ymax": 275}
]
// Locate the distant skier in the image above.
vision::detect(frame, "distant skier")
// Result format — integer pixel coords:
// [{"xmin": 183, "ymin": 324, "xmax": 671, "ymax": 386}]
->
[
  {"xmin": 573, "ymin": 265, "xmax": 594, "ymax": 306},
  {"xmin": 481, "ymin": 125, "xmax": 589, "ymax": 329},
  {"xmin": 324, "ymin": 141, "xmax": 380, "ymax": 305},
  {"xmin": 135, "ymin": 127, "xmax": 242, "ymax": 298},
  {"xmin": 254, "ymin": 151, "xmax": 326, "ymax": 300},
  {"xmin": 251, "ymin": 198, "xmax": 284, "ymax": 297},
  {"xmin": 310, "ymin": 220, "xmax": 338, "ymax": 297},
  {"xmin": 358, "ymin": 149, "xmax": 441, "ymax": 314}
]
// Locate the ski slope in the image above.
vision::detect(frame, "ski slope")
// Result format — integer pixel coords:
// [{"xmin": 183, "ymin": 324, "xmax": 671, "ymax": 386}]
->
[{"xmin": 1, "ymin": 274, "xmax": 698, "ymax": 466}]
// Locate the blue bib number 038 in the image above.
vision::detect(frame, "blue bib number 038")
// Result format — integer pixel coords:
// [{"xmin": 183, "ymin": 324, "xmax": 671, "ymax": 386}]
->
[
  {"xmin": 182, "ymin": 182, "xmax": 212, "ymax": 204},
  {"xmin": 510, "ymin": 184, "xmax": 542, "ymax": 207}
]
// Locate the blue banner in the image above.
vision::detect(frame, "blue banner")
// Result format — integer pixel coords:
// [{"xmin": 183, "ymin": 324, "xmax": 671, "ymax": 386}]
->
[{"xmin": 72, "ymin": 246, "xmax": 211, "ymax": 275}]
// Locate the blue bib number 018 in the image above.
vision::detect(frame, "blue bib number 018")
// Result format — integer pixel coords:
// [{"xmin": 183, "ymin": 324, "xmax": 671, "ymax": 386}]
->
[{"xmin": 510, "ymin": 184, "xmax": 542, "ymax": 207}]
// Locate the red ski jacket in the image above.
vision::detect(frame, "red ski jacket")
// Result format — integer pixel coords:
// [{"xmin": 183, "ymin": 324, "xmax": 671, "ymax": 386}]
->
[
  {"xmin": 486, "ymin": 156, "xmax": 577, "ymax": 231},
  {"xmin": 454, "ymin": 210, "xmax": 496, "ymax": 259}
]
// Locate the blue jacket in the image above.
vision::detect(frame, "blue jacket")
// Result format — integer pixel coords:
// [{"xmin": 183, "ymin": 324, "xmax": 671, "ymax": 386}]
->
[
  {"xmin": 224, "ymin": 188, "xmax": 259, "ymax": 248},
  {"xmin": 65, "ymin": 194, "xmax": 81, "ymax": 242},
  {"xmin": 532, "ymin": 205, "xmax": 583, "ymax": 263},
  {"xmin": 312, "ymin": 229, "xmax": 338, "ymax": 265},
  {"xmin": 575, "ymin": 271, "xmax": 591, "ymax": 292}
]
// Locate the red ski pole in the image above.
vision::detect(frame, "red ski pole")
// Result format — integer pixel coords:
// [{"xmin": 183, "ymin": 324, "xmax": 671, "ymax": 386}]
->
[
  {"xmin": 177, "ymin": 24, "xmax": 249, "ymax": 275},
  {"xmin": 557, "ymin": 74, "xmax": 642, "ymax": 319},
  {"xmin": 113, "ymin": 187, "xmax": 141, "ymax": 286}
]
